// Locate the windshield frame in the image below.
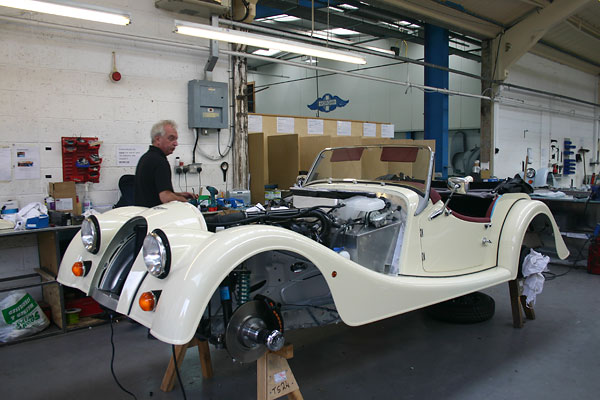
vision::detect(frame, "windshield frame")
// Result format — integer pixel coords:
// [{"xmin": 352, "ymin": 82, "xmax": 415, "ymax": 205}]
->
[{"xmin": 304, "ymin": 144, "xmax": 435, "ymax": 215}]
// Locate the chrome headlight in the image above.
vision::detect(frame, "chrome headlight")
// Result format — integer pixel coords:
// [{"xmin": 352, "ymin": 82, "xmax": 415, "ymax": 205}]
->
[
  {"xmin": 81, "ymin": 216, "xmax": 100, "ymax": 254},
  {"xmin": 143, "ymin": 230, "xmax": 171, "ymax": 279}
]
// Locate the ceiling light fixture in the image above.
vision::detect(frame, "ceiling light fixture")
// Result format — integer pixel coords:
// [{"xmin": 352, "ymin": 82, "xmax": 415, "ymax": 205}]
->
[
  {"xmin": 174, "ymin": 20, "xmax": 366, "ymax": 65},
  {"xmin": 0, "ymin": 0, "xmax": 130, "ymax": 25}
]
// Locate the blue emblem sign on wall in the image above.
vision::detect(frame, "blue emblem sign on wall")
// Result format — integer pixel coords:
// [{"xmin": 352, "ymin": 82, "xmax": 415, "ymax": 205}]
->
[{"xmin": 307, "ymin": 93, "xmax": 349, "ymax": 113}]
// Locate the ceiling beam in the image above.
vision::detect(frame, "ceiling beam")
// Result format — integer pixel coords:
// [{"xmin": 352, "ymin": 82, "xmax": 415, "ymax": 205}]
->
[
  {"xmin": 367, "ymin": 0, "xmax": 502, "ymax": 39},
  {"xmin": 493, "ymin": 0, "xmax": 592, "ymax": 80},
  {"xmin": 530, "ymin": 41, "xmax": 600, "ymax": 76},
  {"xmin": 258, "ymin": 0, "xmax": 481, "ymax": 61}
]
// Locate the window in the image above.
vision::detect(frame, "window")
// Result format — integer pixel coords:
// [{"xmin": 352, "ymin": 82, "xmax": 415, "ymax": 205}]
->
[{"xmin": 247, "ymin": 81, "xmax": 255, "ymax": 113}]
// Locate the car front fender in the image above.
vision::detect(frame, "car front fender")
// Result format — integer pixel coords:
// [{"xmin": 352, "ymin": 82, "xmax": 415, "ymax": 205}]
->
[
  {"xmin": 57, "ymin": 206, "xmax": 147, "ymax": 293},
  {"xmin": 497, "ymin": 198, "xmax": 569, "ymax": 277}
]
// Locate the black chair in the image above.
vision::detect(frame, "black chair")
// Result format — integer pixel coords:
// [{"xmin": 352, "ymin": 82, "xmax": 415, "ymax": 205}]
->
[{"xmin": 114, "ymin": 174, "xmax": 135, "ymax": 208}]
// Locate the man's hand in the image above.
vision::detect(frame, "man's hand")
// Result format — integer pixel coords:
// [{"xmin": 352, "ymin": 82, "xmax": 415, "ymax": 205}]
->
[
  {"xmin": 159, "ymin": 190, "xmax": 197, "ymax": 204},
  {"xmin": 177, "ymin": 191, "xmax": 196, "ymax": 200}
]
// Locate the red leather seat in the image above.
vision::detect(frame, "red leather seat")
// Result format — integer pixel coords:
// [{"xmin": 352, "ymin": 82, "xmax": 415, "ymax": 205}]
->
[{"xmin": 428, "ymin": 188, "xmax": 497, "ymax": 223}]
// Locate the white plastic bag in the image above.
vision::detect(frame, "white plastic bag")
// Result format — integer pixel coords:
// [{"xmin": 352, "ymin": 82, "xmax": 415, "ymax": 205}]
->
[
  {"xmin": 6, "ymin": 202, "xmax": 48, "ymax": 231},
  {"xmin": 0, "ymin": 291, "xmax": 50, "ymax": 342},
  {"xmin": 521, "ymin": 249, "xmax": 550, "ymax": 307}
]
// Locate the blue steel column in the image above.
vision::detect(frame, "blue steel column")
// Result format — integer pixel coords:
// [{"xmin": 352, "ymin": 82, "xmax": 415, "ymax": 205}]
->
[{"xmin": 424, "ymin": 24, "xmax": 449, "ymax": 179}]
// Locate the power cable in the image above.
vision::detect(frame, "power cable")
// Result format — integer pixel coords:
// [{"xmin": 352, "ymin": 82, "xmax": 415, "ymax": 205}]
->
[
  {"xmin": 544, "ymin": 237, "xmax": 591, "ymax": 281},
  {"xmin": 172, "ymin": 345, "xmax": 188, "ymax": 400},
  {"xmin": 109, "ymin": 315, "xmax": 138, "ymax": 400}
]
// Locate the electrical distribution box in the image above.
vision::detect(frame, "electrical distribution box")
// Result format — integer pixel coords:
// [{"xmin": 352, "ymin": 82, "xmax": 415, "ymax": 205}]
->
[{"xmin": 188, "ymin": 80, "xmax": 228, "ymax": 129}]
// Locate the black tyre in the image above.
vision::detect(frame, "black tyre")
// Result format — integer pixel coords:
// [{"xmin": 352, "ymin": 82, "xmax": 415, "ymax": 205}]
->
[{"xmin": 426, "ymin": 292, "xmax": 495, "ymax": 324}]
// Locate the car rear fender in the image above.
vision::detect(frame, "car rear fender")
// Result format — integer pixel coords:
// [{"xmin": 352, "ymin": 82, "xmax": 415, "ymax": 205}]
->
[{"xmin": 496, "ymin": 199, "xmax": 569, "ymax": 278}]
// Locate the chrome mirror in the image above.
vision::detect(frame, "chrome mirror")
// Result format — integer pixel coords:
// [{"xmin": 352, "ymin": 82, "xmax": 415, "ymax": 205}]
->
[
  {"xmin": 296, "ymin": 174, "xmax": 307, "ymax": 187},
  {"xmin": 447, "ymin": 176, "xmax": 473, "ymax": 195}
]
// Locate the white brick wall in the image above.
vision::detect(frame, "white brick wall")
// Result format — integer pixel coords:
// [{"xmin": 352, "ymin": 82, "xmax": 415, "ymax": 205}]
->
[
  {"xmin": 0, "ymin": 0, "xmax": 233, "ymax": 211},
  {"xmin": 494, "ymin": 53, "xmax": 599, "ymax": 186}
]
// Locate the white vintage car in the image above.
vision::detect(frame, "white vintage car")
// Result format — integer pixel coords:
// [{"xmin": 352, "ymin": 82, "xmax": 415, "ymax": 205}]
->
[{"xmin": 58, "ymin": 144, "xmax": 568, "ymax": 362}]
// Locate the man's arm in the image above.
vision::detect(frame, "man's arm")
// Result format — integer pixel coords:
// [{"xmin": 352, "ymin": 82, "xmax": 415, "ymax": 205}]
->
[{"xmin": 159, "ymin": 190, "xmax": 193, "ymax": 204}]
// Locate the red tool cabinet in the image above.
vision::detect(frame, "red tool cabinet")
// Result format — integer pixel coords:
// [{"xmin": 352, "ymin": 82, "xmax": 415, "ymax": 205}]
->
[{"xmin": 61, "ymin": 137, "xmax": 102, "ymax": 183}]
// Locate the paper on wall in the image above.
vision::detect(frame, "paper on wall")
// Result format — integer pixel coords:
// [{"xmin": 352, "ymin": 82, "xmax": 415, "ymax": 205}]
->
[
  {"xmin": 116, "ymin": 145, "xmax": 146, "ymax": 167},
  {"xmin": 248, "ymin": 115, "xmax": 263, "ymax": 133},
  {"xmin": 277, "ymin": 117, "xmax": 294, "ymax": 133},
  {"xmin": 363, "ymin": 123, "xmax": 376, "ymax": 137},
  {"xmin": 13, "ymin": 145, "xmax": 40, "ymax": 180},
  {"xmin": 337, "ymin": 121, "xmax": 351, "ymax": 136},
  {"xmin": 307, "ymin": 119, "xmax": 324, "ymax": 135},
  {"xmin": 381, "ymin": 124, "xmax": 395, "ymax": 138}
]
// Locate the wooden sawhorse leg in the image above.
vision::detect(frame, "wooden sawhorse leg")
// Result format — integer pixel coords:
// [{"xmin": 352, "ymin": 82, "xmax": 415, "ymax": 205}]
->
[
  {"xmin": 257, "ymin": 344, "xmax": 303, "ymax": 400},
  {"xmin": 160, "ymin": 338, "xmax": 214, "ymax": 392},
  {"xmin": 508, "ymin": 279, "xmax": 535, "ymax": 328}
]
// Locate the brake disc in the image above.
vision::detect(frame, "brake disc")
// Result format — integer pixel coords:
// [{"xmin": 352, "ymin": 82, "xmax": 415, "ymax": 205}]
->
[{"xmin": 225, "ymin": 299, "xmax": 284, "ymax": 363}]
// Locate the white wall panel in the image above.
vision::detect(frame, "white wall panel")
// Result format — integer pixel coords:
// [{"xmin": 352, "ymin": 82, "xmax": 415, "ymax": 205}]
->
[
  {"xmin": 494, "ymin": 53, "xmax": 598, "ymax": 186},
  {"xmin": 250, "ymin": 40, "xmax": 481, "ymax": 133}
]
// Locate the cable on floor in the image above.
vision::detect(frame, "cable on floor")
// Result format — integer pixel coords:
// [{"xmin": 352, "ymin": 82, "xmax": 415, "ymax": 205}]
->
[
  {"xmin": 109, "ymin": 314, "xmax": 138, "ymax": 400},
  {"xmin": 172, "ymin": 344, "xmax": 188, "ymax": 400},
  {"xmin": 544, "ymin": 237, "xmax": 591, "ymax": 281}
]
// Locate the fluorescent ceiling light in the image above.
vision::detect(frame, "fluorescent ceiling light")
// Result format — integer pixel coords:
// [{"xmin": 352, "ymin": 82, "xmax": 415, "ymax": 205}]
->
[
  {"xmin": 339, "ymin": 4, "xmax": 358, "ymax": 10},
  {"xmin": 175, "ymin": 21, "xmax": 366, "ymax": 65},
  {"xmin": 256, "ymin": 14, "xmax": 301, "ymax": 22},
  {"xmin": 252, "ymin": 49, "xmax": 281, "ymax": 56},
  {"xmin": 0, "ymin": 0, "xmax": 130, "ymax": 25},
  {"xmin": 362, "ymin": 45, "xmax": 395, "ymax": 55},
  {"xmin": 327, "ymin": 6, "xmax": 344, "ymax": 13},
  {"xmin": 325, "ymin": 28, "xmax": 361, "ymax": 35},
  {"xmin": 270, "ymin": 14, "xmax": 300, "ymax": 22}
]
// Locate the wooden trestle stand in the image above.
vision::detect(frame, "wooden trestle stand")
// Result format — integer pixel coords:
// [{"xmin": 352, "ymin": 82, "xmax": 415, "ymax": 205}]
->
[
  {"xmin": 508, "ymin": 278, "xmax": 535, "ymax": 328},
  {"xmin": 160, "ymin": 338, "xmax": 213, "ymax": 392},
  {"xmin": 257, "ymin": 344, "xmax": 303, "ymax": 400},
  {"xmin": 161, "ymin": 339, "xmax": 303, "ymax": 400}
]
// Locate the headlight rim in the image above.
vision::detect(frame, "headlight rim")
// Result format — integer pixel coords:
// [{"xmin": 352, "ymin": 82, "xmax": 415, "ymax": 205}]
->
[
  {"xmin": 81, "ymin": 215, "xmax": 101, "ymax": 254},
  {"xmin": 143, "ymin": 229, "xmax": 171, "ymax": 279}
]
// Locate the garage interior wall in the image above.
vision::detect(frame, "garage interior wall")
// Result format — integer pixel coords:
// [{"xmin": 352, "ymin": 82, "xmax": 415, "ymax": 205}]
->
[
  {"xmin": 494, "ymin": 53, "xmax": 600, "ymax": 185},
  {"xmin": 0, "ymin": 0, "xmax": 231, "ymax": 209},
  {"xmin": 249, "ymin": 38, "xmax": 482, "ymax": 133}
]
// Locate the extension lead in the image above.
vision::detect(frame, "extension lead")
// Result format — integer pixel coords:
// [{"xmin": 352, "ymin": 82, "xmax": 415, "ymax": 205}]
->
[{"xmin": 109, "ymin": 314, "xmax": 138, "ymax": 400}]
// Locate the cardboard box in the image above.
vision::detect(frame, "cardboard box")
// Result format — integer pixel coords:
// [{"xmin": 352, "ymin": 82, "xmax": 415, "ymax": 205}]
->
[{"xmin": 49, "ymin": 182, "xmax": 80, "ymax": 215}]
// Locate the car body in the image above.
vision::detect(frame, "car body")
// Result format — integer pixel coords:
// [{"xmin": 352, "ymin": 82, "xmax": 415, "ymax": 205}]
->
[{"xmin": 58, "ymin": 144, "xmax": 568, "ymax": 362}]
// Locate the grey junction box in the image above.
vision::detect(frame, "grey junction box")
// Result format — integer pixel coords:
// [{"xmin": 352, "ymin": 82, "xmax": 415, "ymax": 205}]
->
[{"xmin": 188, "ymin": 79, "xmax": 228, "ymax": 129}]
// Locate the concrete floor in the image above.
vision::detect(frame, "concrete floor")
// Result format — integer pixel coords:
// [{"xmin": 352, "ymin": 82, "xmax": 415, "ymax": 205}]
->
[{"xmin": 2, "ymin": 263, "xmax": 599, "ymax": 400}]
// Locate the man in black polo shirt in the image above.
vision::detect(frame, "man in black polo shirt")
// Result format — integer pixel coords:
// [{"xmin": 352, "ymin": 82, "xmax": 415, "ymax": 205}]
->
[{"xmin": 134, "ymin": 120, "xmax": 194, "ymax": 207}]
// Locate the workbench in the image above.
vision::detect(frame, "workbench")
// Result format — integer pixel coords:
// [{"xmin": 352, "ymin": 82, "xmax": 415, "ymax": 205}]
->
[
  {"xmin": 0, "ymin": 225, "xmax": 105, "ymax": 344},
  {"xmin": 530, "ymin": 194, "xmax": 600, "ymax": 234}
]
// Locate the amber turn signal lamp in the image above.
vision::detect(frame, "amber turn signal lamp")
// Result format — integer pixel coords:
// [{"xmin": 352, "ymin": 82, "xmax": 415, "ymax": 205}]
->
[
  {"xmin": 72, "ymin": 261, "xmax": 85, "ymax": 277},
  {"xmin": 139, "ymin": 292, "xmax": 157, "ymax": 312}
]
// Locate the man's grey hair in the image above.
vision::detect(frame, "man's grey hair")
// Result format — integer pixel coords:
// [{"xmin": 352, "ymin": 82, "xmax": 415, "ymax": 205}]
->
[{"xmin": 150, "ymin": 120, "xmax": 177, "ymax": 142}]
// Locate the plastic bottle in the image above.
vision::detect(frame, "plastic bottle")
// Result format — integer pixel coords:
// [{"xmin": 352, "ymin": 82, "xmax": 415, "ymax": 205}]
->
[
  {"xmin": 44, "ymin": 196, "xmax": 55, "ymax": 211},
  {"xmin": 333, "ymin": 247, "xmax": 351, "ymax": 260},
  {"xmin": 82, "ymin": 183, "xmax": 92, "ymax": 213}
]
